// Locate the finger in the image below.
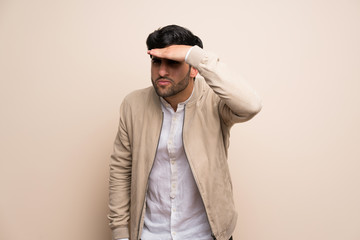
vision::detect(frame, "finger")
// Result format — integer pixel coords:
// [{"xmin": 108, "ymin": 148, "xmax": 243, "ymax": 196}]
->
[{"xmin": 148, "ymin": 48, "xmax": 169, "ymax": 59}]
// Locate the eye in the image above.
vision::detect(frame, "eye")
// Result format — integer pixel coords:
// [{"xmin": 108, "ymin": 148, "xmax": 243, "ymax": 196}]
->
[
  {"xmin": 168, "ymin": 60, "xmax": 180, "ymax": 65},
  {"xmin": 151, "ymin": 58, "xmax": 161, "ymax": 64}
]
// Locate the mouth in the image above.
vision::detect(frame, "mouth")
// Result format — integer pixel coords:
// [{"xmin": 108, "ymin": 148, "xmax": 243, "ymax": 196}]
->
[{"xmin": 156, "ymin": 78, "xmax": 173, "ymax": 86}]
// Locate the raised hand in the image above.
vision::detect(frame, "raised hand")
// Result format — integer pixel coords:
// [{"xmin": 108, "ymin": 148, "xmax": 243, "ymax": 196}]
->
[{"xmin": 147, "ymin": 45, "xmax": 192, "ymax": 62}]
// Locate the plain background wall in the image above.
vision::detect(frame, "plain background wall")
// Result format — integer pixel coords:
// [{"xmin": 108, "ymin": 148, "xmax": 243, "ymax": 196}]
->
[{"xmin": 1, "ymin": 0, "xmax": 359, "ymax": 239}]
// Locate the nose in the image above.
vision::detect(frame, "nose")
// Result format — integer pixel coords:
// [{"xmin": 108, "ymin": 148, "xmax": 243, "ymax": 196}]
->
[{"xmin": 158, "ymin": 62, "xmax": 169, "ymax": 77}]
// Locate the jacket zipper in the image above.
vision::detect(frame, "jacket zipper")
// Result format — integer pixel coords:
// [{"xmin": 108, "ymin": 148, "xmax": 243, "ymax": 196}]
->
[
  {"xmin": 182, "ymin": 107, "xmax": 215, "ymax": 239},
  {"xmin": 136, "ymin": 112, "xmax": 164, "ymax": 240}
]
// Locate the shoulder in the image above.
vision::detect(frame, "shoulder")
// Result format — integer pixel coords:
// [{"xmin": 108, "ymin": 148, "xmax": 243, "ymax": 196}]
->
[
  {"xmin": 121, "ymin": 86, "xmax": 155, "ymax": 108},
  {"xmin": 119, "ymin": 86, "xmax": 160, "ymax": 117},
  {"xmin": 195, "ymin": 77, "xmax": 220, "ymax": 102},
  {"xmin": 118, "ymin": 86, "xmax": 161, "ymax": 127},
  {"xmin": 123, "ymin": 86, "xmax": 153, "ymax": 102}
]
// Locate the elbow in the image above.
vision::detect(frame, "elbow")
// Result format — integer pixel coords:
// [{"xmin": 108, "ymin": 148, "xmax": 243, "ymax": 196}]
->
[
  {"xmin": 251, "ymin": 99, "xmax": 262, "ymax": 116},
  {"xmin": 242, "ymin": 98, "xmax": 262, "ymax": 121}
]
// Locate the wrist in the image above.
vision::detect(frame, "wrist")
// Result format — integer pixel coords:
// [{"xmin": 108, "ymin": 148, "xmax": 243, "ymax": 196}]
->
[{"xmin": 185, "ymin": 46, "xmax": 194, "ymax": 61}]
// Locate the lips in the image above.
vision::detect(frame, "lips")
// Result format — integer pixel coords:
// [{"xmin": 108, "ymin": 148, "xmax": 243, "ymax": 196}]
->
[{"xmin": 156, "ymin": 78, "xmax": 172, "ymax": 86}]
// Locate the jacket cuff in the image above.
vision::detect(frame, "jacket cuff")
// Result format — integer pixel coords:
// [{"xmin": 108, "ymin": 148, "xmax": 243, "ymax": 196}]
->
[
  {"xmin": 112, "ymin": 226, "xmax": 130, "ymax": 240},
  {"xmin": 185, "ymin": 45, "xmax": 207, "ymax": 69}
]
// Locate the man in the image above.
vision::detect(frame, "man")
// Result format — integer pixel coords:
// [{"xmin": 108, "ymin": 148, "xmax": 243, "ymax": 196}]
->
[{"xmin": 108, "ymin": 25, "xmax": 262, "ymax": 240}]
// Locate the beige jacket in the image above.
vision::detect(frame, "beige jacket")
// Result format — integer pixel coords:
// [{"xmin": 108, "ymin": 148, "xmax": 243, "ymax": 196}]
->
[{"xmin": 108, "ymin": 46, "xmax": 262, "ymax": 240}]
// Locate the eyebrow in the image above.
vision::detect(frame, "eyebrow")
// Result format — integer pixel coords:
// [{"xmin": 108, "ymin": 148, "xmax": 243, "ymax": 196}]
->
[{"xmin": 151, "ymin": 57, "xmax": 180, "ymax": 64}]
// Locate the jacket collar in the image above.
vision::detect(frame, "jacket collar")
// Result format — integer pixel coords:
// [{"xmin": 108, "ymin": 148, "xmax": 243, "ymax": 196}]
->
[{"xmin": 187, "ymin": 76, "xmax": 205, "ymax": 107}]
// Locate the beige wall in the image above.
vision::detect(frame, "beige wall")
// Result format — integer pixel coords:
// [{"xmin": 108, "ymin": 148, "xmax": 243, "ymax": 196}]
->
[{"xmin": 1, "ymin": 0, "xmax": 359, "ymax": 239}]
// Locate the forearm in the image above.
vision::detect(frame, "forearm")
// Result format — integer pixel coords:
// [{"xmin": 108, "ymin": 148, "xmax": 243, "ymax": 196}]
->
[
  {"xmin": 186, "ymin": 46, "xmax": 262, "ymax": 122},
  {"xmin": 109, "ymin": 144, "xmax": 131, "ymax": 239},
  {"xmin": 108, "ymin": 101, "xmax": 133, "ymax": 239},
  {"xmin": 109, "ymin": 155, "xmax": 131, "ymax": 239}
]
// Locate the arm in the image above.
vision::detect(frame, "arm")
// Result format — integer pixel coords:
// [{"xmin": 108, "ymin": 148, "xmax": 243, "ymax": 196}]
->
[
  {"xmin": 108, "ymin": 100, "xmax": 132, "ymax": 240},
  {"xmin": 148, "ymin": 45, "xmax": 262, "ymax": 125},
  {"xmin": 186, "ymin": 46, "xmax": 262, "ymax": 124}
]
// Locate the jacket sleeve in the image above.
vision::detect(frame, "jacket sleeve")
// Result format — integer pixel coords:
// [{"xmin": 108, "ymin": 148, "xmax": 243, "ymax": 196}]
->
[
  {"xmin": 108, "ymin": 100, "xmax": 132, "ymax": 240},
  {"xmin": 186, "ymin": 46, "xmax": 262, "ymax": 126}
]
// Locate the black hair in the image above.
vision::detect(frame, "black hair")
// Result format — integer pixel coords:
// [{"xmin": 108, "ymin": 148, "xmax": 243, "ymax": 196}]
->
[{"xmin": 146, "ymin": 25, "xmax": 203, "ymax": 50}]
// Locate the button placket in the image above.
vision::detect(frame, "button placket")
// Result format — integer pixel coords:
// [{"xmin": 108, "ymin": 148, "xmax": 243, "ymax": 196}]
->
[{"xmin": 169, "ymin": 111, "xmax": 178, "ymax": 238}]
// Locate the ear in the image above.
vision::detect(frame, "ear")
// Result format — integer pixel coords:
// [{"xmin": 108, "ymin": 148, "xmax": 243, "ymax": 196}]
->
[{"xmin": 189, "ymin": 66, "xmax": 198, "ymax": 79}]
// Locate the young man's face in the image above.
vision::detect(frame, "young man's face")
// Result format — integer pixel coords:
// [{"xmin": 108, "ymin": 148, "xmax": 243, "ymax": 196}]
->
[{"xmin": 150, "ymin": 57, "xmax": 194, "ymax": 99}]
